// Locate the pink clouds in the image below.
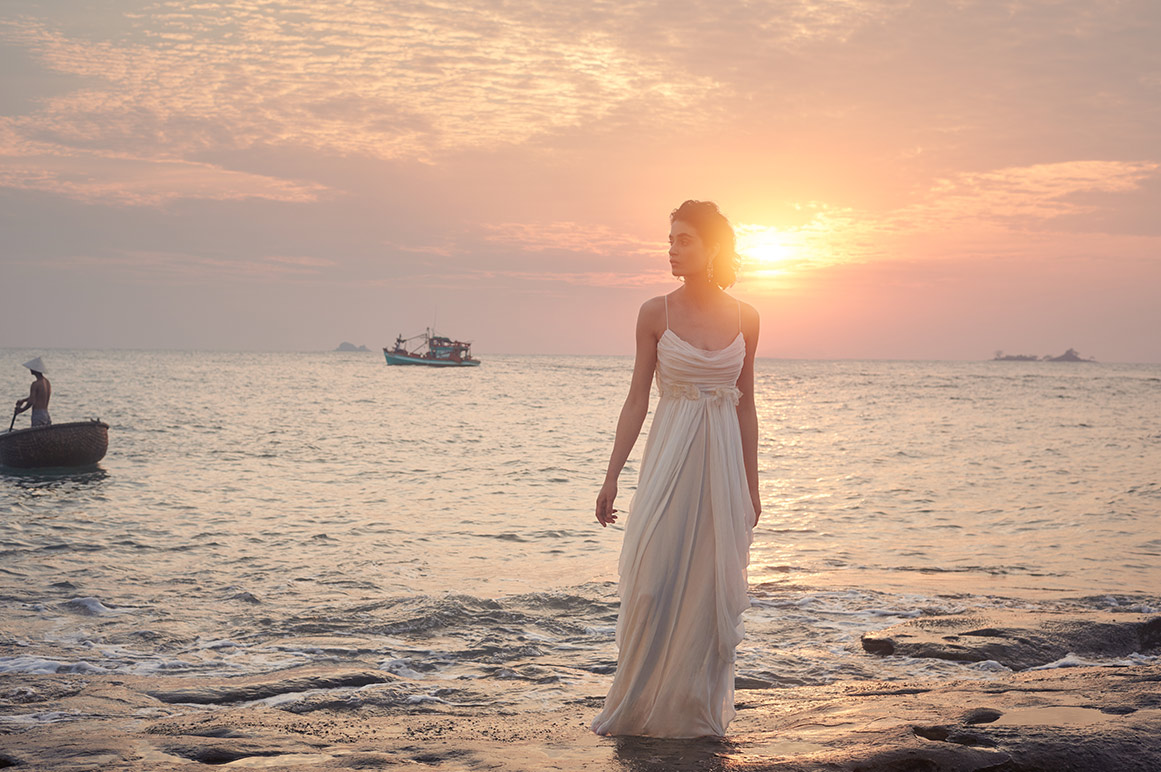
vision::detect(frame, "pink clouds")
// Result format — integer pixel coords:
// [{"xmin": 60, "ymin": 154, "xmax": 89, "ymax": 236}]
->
[
  {"xmin": 0, "ymin": 147, "xmax": 326, "ymax": 205},
  {"xmin": 23, "ymin": 250, "xmax": 338, "ymax": 284}
]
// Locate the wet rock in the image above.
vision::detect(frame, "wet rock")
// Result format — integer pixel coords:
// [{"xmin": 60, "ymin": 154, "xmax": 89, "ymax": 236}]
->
[
  {"xmin": 733, "ymin": 663, "xmax": 1161, "ymax": 772},
  {"xmin": 159, "ymin": 741, "xmax": 288, "ymax": 765},
  {"xmin": 147, "ymin": 668, "xmax": 394, "ymax": 704},
  {"xmin": 861, "ymin": 610, "xmax": 1161, "ymax": 670},
  {"xmin": 180, "ymin": 725, "xmax": 252, "ymax": 738},
  {"xmin": 1, "ymin": 679, "xmax": 87, "ymax": 705},
  {"xmin": 0, "ymin": 659, "xmax": 1158, "ymax": 770},
  {"xmin": 962, "ymin": 707, "xmax": 1003, "ymax": 724},
  {"xmin": 332, "ymin": 753, "xmax": 401, "ymax": 768}
]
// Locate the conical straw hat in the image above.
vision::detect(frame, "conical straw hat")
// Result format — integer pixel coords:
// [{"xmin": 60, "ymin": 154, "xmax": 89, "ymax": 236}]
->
[{"xmin": 22, "ymin": 356, "xmax": 46, "ymax": 373}]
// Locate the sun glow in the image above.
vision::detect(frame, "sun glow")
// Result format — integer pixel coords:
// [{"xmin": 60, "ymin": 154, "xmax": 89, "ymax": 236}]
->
[{"xmin": 736, "ymin": 224, "xmax": 798, "ymax": 276}]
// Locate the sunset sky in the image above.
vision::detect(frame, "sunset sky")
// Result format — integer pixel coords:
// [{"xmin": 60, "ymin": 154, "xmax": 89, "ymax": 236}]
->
[{"xmin": 2, "ymin": 0, "xmax": 1159, "ymax": 360}]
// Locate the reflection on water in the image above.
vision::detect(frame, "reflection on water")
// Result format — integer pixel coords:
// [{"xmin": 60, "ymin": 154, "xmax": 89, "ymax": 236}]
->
[
  {"xmin": 0, "ymin": 466, "xmax": 108, "ymax": 492},
  {"xmin": 613, "ymin": 735, "xmax": 738, "ymax": 772}
]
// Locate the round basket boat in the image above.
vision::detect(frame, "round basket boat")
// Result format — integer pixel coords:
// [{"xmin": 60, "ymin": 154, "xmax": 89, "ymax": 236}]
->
[{"xmin": 0, "ymin": 420, "xmax": 109, "ymax": 469}]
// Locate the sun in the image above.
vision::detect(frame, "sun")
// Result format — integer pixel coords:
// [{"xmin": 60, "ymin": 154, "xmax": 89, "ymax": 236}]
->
[{"xmin": 735, "ymin": 224, "xmax": 797, "ymax": 274}]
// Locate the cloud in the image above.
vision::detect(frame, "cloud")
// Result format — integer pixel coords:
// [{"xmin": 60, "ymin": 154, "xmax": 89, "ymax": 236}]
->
[
  {"xmin": 0, "ymin": 118, "xmax": 326, "ymax": 205},
  {"xmin": 740, "ymin": 160, "xmax": 1161, "ymax": 277},
  {"xmin": 263, "ymin": 255, "xmax": 336, "ymax": 268},
  {"xmin": 1, "ymin": 2, "xmax": 722, "ymax": 164},
  {"xmin": 0, "ymin": 150, "xmax": 326, "ymax": 206},
  {"xmin": 403, "ymin": 268, "xmax": 668, "ymax": 291},
  {"xmin": 914, "ymin": 160, "xmax": 1161, "ymax": 224},
  {"xmin": 25, "ymin": 249, "xmax": 338, "ymax": 283},
  {"xmin": 5, "ymin": 1, "xmax": 1158, "ymax": 209},
  {"xmin": 481, "ymin": 221, "xmax": 660, "ymax": 258}
]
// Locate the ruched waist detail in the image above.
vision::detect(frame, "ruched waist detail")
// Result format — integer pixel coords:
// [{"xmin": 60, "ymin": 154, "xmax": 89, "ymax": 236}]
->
[{"xmin": 656, "ymin": 380, "xmax": 741, "ymax": 406}]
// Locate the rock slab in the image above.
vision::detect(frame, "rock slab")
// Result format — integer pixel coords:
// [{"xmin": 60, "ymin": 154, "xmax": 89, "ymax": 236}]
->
[{"xmin": 861, "ymin": 609, "xmax": 1161, "ymax": 670}]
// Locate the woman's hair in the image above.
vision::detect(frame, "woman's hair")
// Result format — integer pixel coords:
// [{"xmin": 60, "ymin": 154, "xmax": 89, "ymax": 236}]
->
[{"xmin": 669, "ymin": 200, "xmax": 739, "ymax": 288}]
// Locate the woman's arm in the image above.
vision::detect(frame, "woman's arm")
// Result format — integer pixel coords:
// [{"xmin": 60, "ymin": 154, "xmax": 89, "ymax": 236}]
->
[
  {"xmin": 736, "ymin": 303, "xmax": 761, "ymax": 526},
  {"xmin": 595, "ymin": 300, "xmax": 662, "ymax": 527}
]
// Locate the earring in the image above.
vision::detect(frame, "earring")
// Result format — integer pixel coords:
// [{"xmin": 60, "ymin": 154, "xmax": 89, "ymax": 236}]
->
[{"xmin": 706, "ymin": 258, "xmax": 715, "ymax": 284}]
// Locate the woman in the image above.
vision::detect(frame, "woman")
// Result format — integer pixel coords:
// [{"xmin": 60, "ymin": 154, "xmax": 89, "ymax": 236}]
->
[{"xmin": 592, "ymin": 200, "xmax": 760, "ymax": 738}]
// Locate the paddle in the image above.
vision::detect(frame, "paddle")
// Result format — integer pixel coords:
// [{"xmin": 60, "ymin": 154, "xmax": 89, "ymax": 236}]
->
[{"xmin": 7, "ymin": 407, "xmax": 16, "ymax": 432}]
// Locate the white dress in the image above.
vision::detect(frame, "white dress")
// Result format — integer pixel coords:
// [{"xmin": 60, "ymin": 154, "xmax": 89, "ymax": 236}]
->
[{"xmin": 592, "ymin": 304, "xmax": 754, "ymax": 738}]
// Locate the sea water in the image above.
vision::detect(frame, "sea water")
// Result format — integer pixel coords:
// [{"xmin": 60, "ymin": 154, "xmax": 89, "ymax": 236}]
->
[{"xmin": 1, "ymin": 350, "xmax": 1158, "ymax": 716}]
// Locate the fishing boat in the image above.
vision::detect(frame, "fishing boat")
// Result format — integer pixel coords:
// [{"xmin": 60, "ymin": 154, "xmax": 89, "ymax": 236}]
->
[
  {"xmin": 0, "ymin": 420, "xmax": 109, "ymax": 469},
  {"xmin": 384, "ymin": 329, "xmax": 481, "ymax": 367}
]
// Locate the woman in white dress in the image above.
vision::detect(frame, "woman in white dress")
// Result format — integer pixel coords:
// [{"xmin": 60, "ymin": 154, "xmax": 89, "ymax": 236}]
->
[{"xmin": 592, "ymin": 200, "xmax": 761, "ymax": 738}]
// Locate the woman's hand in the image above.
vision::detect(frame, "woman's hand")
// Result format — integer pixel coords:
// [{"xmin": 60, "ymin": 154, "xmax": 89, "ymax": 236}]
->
[
  {"xmin": 596, "ymin": 481, "xmax": 619, "ymax": 528},
  {"xmin": 751, "ymin": 492, "xmax": 762, "ymax": 528}
]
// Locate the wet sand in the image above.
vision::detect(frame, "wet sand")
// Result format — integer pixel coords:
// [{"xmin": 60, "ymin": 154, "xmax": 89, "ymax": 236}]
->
[{"xmin": 3, "ymin": 611, "xmax": 1158, "ymax": 771}]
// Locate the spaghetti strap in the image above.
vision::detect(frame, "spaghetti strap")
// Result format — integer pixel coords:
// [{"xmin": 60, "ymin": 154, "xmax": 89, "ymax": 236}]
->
[
  {"xmin": 737, "ymin": 301, "xmax": 742, "ymax": 334},
  {"xmin": 664, "ymin": 295, "xmax": 670, "ymax": 330}
]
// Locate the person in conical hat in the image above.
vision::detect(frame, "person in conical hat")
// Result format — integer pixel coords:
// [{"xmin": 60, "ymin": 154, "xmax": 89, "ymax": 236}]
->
[{"xmin": 15, "ymin": 357, "xmax": 52, "ymax": 427}]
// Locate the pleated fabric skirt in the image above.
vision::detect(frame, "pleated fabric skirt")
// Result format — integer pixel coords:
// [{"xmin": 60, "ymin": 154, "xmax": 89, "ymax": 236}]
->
[{"xmin": 592, "ymin": 380, "xmax": 754, "ymax": 738}]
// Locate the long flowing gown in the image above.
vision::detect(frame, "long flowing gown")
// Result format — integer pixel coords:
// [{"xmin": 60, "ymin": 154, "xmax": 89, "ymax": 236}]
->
[{"xmin": 592, "ymin": 317, "xmax": 754, "ymax": 738}]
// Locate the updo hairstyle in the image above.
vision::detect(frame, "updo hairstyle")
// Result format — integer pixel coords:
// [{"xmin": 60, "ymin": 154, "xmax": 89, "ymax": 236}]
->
[{"xmin": 669, "ymin": 200, "xmax": 739, "ymax": 289}]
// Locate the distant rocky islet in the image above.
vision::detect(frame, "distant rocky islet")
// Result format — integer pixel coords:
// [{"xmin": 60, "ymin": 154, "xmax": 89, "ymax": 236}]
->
[{"xmin": 993, "ymin": 348, "xmax": 1096, "ymax": 362}]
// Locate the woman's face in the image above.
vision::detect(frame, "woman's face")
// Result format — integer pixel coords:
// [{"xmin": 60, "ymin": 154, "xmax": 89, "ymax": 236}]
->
[{"xmin": 668, "ymin": 219, "xmax": 716, "ymax": 280}]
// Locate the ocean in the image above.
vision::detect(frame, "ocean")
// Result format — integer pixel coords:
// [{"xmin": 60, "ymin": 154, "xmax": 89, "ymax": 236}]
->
[{"xmin": 1, "ymin": 349, "xmax": 1159, "ymax": 724}]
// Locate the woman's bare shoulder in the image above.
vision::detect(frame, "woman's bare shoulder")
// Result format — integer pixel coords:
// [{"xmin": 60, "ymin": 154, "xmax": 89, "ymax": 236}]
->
[
  {"xmin": 721, "ymin": 293, "xmax": 759, "ymax": 319},
  {"xmin": 733, "ymin": 298, "xmax": 760, "ymax": 339},
  {"xmin": 638, "ymin": 295, "xmax": 669, "ymax": 321},
  {"xmin": 634, "ymin": 296, "xmax": 669, "ymax": 341}
]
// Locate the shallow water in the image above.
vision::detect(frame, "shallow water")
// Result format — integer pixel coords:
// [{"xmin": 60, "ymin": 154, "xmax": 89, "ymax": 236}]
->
[{"xmin": 1, "ymin": 349, "xmax": 1158, "ymax": 721}]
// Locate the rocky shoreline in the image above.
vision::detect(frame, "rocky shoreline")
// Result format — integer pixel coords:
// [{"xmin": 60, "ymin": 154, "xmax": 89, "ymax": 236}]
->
[{"xmin": 2, "ymin": 610, "xmax": 1158, "ymax": 771}]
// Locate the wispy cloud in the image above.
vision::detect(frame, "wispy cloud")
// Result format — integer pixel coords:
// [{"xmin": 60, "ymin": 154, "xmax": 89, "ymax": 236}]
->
[
  {"xmin": 912, "ymin": 161, "xmax": 1161, "ymax": 224},
  {"xmin": 481, "ymin": 221, "xmax": 660, "ymax": 258},
  {"xmin": 400, "ymin": 268, "xmax": 669, "ymax": 291},
  {"xmin": 0, "ymin": 143, "xmax": 326, "ymax": 205},
  {"xmin": 4, "ymin": 1, "xmax": 1158, "ymax": 210},
  {"xmin": 27, "ymin": 249, "xmax": 337, "ymax": 283},
  {"xmin": 1, "ymin": 2, "xmax": 721, "ymax": 159},
  {"xmin": 741, "ymin": 160, "xmax": 1161, "ymax": 275}
]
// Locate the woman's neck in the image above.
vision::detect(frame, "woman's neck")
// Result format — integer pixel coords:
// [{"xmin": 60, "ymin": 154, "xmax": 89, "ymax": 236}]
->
[{"xmin": 679, "ymin": 278, "xmax": 722, "ymax": 305}]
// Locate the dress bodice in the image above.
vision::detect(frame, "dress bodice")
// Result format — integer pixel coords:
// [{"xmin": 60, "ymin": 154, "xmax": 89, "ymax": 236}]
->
[{"xmin": 655, "ymin": 329, "xmax": 745, "ymax": 405}]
